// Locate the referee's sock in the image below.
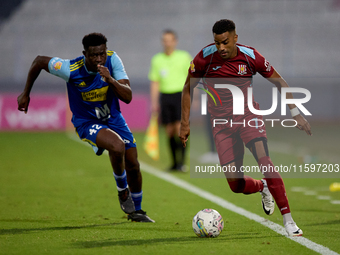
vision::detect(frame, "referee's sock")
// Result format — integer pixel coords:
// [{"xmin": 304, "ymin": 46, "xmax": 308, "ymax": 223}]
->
[
  {"xmin": 169, "ymin": 136, "xmax": 178, "ymax": 167},
  {"xmin": 179, "ymin": 138, "xmax": 186, "ymax": 166}
]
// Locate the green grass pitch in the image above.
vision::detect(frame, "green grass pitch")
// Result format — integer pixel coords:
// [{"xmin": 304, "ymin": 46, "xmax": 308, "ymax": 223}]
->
[{"xmin": 0, "ymin": 123, "xmax": 339, "ymax": 254}]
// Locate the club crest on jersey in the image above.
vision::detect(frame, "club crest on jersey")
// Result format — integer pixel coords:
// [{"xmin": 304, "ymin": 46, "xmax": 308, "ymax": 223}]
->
[
  {"xmin": 53, "ymin": 61, "xmax": 62, "ymax": 71},
  {"xmin": 190, "ymin": 61, "xmax": 195, "ymax": 73},
  {"xmin": 237, "ymin": 65, "xmax": 247, "ymax": 75}
]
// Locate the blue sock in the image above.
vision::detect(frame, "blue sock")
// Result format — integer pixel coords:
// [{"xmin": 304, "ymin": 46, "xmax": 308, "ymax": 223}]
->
[
  {"xmin": 113, "ymin": 170, "xmax": 128, "ymax": 191},
  {"xmin": 131, "ymin": 191, "xmax": 143, "ymax": 211}
]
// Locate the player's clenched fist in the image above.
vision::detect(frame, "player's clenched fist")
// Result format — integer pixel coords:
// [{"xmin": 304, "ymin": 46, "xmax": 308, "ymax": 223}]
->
[
  {"xmin": 179, "ymin": 123, "xmax": 190, "ymax": 148},
  {"xmin": 17, "ymin": 93, "xmax": 30, "ymax": 114},
  {"xmin": 97, "ymin": 64, "xmax": 111, "ymax": 82}
]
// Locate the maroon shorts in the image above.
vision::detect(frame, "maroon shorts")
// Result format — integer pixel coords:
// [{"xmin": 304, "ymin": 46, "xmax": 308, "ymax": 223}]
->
[{"xmin": 212, "ymin": 112, "xmax": 267, "ymax": 165}]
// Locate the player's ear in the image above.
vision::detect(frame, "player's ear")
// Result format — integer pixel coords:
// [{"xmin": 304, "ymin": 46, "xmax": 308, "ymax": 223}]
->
[
  {"xmin": 234, "ymin": 33, "xmax": 238, "ymax": 43},
  {"xmin": 82, "ymin": 50, "xmax": 86, "ymax": 57}
]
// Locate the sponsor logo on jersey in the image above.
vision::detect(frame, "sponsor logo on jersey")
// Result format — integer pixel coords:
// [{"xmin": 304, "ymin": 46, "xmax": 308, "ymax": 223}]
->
[
  {"xmin": 190, "ymin": 61, "xmax": 195, "ymax": 73},
  {"xmin": 53, "ymin": 61, "xmax": 62, "ymax": 71},
  {"xmin": 81, "ymin": 86, "xmax": 108, "ymax": 102},
  {"xmin": 237, "ymin": 65, "xmax": 247, "ymax": 75}
]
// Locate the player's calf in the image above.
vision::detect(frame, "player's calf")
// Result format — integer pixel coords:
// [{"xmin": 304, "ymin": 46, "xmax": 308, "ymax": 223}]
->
[{"xmin": 227, "ymin": 176, "xmax": 263, "ymax": 194}]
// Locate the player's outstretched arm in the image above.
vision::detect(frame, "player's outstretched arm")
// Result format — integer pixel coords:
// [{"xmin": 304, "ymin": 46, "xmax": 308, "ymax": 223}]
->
[
  {"xmin": 179, "ymin": 72, "xmax": 200, "ymax": 147},
  {"xmin": 97, "ymin": 64, "xmax": 132, "ymax": 104},
  {"xmin": 267, "ymin": 69, "xmax": 312, "ymax": 136},
  {"xmin": 17, "ymin": 56, "xmax": 52, "ymax": 113}
]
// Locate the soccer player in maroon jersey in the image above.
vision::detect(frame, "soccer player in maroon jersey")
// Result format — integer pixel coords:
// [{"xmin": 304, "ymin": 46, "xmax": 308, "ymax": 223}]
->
[{"xmin": 180, "ymin": 19, "xmax": 312, "ymax": 236}]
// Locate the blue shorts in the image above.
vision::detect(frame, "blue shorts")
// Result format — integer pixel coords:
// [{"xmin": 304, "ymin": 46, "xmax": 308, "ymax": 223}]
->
[{"xmin": 75, "ymin": 120, "xmax": 136, "ymax": 156}]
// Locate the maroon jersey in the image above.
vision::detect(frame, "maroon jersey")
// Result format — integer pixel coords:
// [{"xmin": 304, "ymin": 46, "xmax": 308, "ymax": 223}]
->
[{"xmin": 190, "ymin": 43, "xmax": 274, "ymax": 118}]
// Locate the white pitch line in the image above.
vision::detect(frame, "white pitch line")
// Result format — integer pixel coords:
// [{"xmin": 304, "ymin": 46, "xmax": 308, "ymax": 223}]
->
[
  {"xmin": 316, "ymin": 196, "xmax": 331, "ymax": 200},
  {"xmin": 66, "ymin": 133, "xmax": 339, "ymax": 255},
  {"xmin": 139, "ymin": 161, "xmax": 339, "ymax": 255},
  {"xmin": 304, "ymin": 191, "xmax": 318, "ymax": 196},
  {"xmin": 291, "ymin": 187, "xmax": 309, "ymax": 192}
]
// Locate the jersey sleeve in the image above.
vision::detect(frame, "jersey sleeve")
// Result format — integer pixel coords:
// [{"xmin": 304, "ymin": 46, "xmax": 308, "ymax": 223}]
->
[
  {"xmin": 188, "ymin": 51, "xmax": 206, "ymax": 78},
  {"xmin": 148, "ymin": 55, "xmax": 160, "ymax": 82},
  {"xmin": 48, "ymin": 57, "xmax": 70, "ymax": 82},
  {"xmin": 111, "ymin": 53, "xmax": 129, "ymax": 80},
  {"xmin": 253, "ymin": 49, "xmax": 274, "ymax": 78}
]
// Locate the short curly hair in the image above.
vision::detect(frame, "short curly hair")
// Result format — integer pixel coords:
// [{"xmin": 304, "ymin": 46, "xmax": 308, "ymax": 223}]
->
[
  {"xmin": 212, "ymin": 19, "xmax": 236, "ymax": 35},
  {"xmin": 82, "ymin": 33, "xmax": 107, "ymax": 50}
]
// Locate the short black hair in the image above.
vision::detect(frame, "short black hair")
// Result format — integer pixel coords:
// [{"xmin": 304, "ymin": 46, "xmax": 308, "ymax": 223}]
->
[
  {"xmin": 82, "ymin": 33, "xmax": 107, "ymax": 50},
  {"xmin": 212, "ymin": 19, "xmax": 236, "ymax": 35},
  {"xmin": 163, "ymin": 29, "xmax": 177, "ymax": 39}
]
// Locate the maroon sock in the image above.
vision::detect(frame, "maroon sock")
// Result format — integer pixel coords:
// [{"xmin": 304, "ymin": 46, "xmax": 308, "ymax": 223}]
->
[
  {"xmin": 258, "ymin": 156, "xmax": 290, "ymax": 215},
  {"xmin": 227, "ymin": 176, "xmax": 263, "ymax": 194},
  {"xmin": 243, "ymin": 176, "xmax": 263, "ymax": 194}
]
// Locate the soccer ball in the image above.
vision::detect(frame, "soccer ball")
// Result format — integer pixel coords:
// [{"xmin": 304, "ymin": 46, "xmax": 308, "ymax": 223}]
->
[{"xmin": 192, "ymin": 209, "xmax": 224, "ymax": 237}]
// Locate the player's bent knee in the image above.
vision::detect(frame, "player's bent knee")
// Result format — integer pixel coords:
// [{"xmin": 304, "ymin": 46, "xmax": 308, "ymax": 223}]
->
[
  {"xmin": 107, "ymin": 140, "xmax": 125, "ymax": 158},
  {"xmin": 246, "ymin": 137, "xmax": 269, "ymax": 162}
]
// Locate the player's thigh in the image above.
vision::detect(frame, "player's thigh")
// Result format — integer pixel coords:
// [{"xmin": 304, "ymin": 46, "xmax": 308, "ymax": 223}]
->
[
  {"xmin": 245, "ymin": 138, "xmax": 269, "ymax": 161},
  {"xmin": 240, "ymin": 116, "xmax": 268, "ymax": 159},
  {"xmin": 96, "ymin": 128, "xmax": 125, "ymax": 153},
  {"xmin": 223, "ymin": 159, "xmax": 244, "ymax": 180},
  {"xmin": 214, "ymin": 129, "xmax": 244, "ymax": 166}
]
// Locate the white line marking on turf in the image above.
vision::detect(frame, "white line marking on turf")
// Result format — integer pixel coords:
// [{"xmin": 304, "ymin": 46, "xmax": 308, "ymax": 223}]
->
[
  {"xmin": 304, "ymin": 191, "xmax": 318, "ymax": 196},
  {"xmin": 66, "ymin": 133, "xmax": 339, "ymax": 255},
  {"xmin": 139, "ymin": 161, "xmax": 340, "ymax": 255},
  {"xmin": 291, "ymin": 187, "xmax": 336, "ymax": 205},
  {"xmin": 316, "ymin": 196, "xmax": 331, "ymax": 200},
  {"xmin": 291, "ymin": 187, "xmax": 309, "ymax": 192}
]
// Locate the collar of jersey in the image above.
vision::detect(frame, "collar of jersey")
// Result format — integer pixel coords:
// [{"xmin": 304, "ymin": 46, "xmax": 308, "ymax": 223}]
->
[{"xmin": 83, "ymin": 56, "xmax": 98, "ymax": 75}]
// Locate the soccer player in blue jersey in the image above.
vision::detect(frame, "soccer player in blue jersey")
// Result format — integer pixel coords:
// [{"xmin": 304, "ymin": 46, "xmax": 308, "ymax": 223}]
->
[{"xmin": 17, "ymin": 33, "xmax": 154, "ymax": 222}]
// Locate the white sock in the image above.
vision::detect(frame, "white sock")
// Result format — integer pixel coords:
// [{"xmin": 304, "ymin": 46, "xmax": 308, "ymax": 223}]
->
[{"xmin": 283, "ymin": 212, "xmax": 293, "ymax": 225}]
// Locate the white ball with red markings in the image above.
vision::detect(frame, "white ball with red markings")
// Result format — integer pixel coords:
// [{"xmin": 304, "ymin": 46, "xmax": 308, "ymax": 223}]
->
[{"xmin": 192, "ymin": 209, "xmax": 224, "ymax": 237}]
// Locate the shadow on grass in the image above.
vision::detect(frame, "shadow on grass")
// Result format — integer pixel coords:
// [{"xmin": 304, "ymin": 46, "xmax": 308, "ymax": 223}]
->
[
  {"xmin": 72, "ymin": 233, "xmax": 273, "ymax": 248},
  {"xmin": 0, "ymin": 221, "xmax": 129, "ymax": 235}
]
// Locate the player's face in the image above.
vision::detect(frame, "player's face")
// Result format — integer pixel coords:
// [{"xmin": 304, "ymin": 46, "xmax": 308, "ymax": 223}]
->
[
  {"xmin": 83, "ymin": 44, "xmax": 107, "ymax": 72},
  {"xmin": 162, "ymin": 33, "xmax": 177, "ymax": 54},
  {"xmin": 214, "ymin": 31, "xmax": 238, "ymax": 59}
]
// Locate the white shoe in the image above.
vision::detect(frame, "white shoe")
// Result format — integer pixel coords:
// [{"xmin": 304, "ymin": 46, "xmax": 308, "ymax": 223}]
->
[
  {"xmin": 285, "ymin": 221, "xmax": 303, "ymax": 236},
  {"xmin": 260, "ymin": 179, "xmax": 275, "ymax": 215}
]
